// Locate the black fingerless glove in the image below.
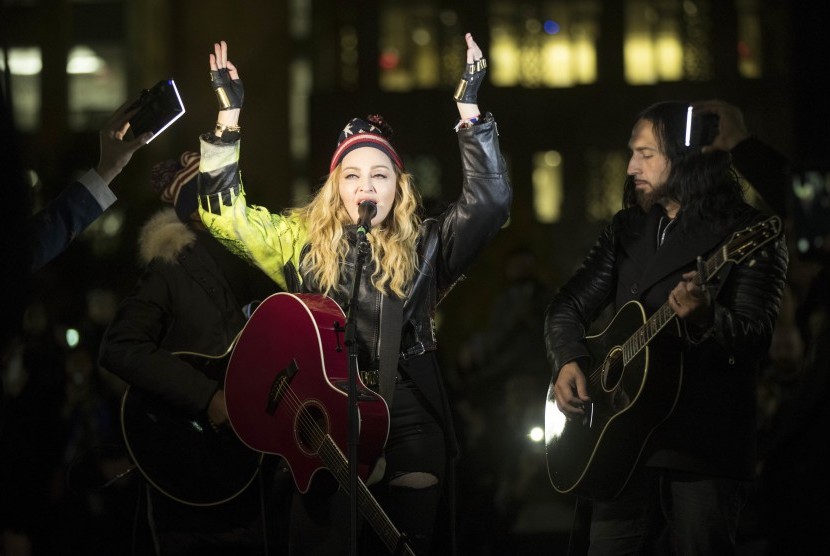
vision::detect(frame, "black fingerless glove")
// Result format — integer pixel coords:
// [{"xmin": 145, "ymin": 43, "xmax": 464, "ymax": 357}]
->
[
  {"xmin": 453, "ymin": 59, "xmax": 487, "ymax": 104},
  {"xmin": 210, "ymin": 68, "xmax": 244, "ymax": 110}
]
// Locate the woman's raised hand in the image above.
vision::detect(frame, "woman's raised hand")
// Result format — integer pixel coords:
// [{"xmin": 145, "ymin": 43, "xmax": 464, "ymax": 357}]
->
[
  {"xmin": 454, "ymin": 33, "xmax": 486, "ymax": 120},
  {"xmin": 209, "ymin": 40, "xmax": 244, "ymax": 131}
]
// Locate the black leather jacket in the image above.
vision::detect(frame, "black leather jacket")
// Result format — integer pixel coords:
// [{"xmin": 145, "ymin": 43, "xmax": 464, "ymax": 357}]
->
[
  {"xmin": 199, "ymin": 115, "xmax": 511, "ymax": 373},
  {"xmin": 545, "ymin": 203, "xmax": 788, "ymax": 478},
  {"xmin": 295, "ymin": 116, "xmax": 512, "ymax": 368}
]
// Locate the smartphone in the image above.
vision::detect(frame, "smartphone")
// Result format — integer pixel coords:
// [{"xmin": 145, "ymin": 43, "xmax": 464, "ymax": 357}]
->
[
  {"xmin": 684, "ymin": 106, "xmax": 719, "ymax": 149},
  {"xmin": 129, "ymin": 79, "xmax": 185, "ymax": 143}
]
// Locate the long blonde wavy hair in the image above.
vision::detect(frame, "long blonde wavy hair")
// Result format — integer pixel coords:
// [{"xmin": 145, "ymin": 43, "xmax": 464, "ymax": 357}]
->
[{"xmin": 290, "ymin": 164, "xmax": 422, "ymax": 298}]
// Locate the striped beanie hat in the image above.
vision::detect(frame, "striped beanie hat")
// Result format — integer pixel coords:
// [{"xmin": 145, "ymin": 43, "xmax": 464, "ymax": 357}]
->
[
  {"xmin": 329, "ymin": 114, "xmax": 403, "ymax": 173},
  {"xmin": 150, "ymin": 151, "xmax": 200, "ymax": 221}
]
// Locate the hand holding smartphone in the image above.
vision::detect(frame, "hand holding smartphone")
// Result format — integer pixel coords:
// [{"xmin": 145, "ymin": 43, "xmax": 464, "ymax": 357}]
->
[{"xmin": 129, "ymin": 79, "xmax": 185, "ymax": 143}]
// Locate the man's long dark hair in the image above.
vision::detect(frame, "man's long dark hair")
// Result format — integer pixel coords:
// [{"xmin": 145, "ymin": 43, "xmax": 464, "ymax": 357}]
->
[{"xmin": 622, "ymin": 101, "xmax": 746, "ymax": 229}]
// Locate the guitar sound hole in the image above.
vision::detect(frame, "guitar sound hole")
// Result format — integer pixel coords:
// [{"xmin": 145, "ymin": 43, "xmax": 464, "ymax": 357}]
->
[
  {"xmin": 295, "ymin": 402, "xmax": 328, "ymax": 455},
  {"xmin": 601, "ymin": 348, "xmax": 624, "ymax": 391}
]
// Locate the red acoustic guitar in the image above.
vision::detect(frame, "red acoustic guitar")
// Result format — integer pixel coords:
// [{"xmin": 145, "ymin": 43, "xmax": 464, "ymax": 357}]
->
[{"xmin": 224, "ymin": 292, "xmax": 415, "ymax": 555}]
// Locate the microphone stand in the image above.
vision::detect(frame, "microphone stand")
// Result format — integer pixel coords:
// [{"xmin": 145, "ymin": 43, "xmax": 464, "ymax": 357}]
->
[{"xmin": 345, "ymin": 225, "xmax": 371, "ymax": 555}]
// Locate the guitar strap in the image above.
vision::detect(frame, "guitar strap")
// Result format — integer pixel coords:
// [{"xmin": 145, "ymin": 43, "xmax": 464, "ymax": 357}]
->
[{"xmin": 378, "ymin": 294, "xmax": 404, "ymax": 405}]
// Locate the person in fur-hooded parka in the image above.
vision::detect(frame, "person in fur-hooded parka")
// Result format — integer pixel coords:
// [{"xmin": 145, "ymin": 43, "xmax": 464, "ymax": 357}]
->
[{"xmin": 98, "ymin": 153, "xmax": 283, "ymax": 555}]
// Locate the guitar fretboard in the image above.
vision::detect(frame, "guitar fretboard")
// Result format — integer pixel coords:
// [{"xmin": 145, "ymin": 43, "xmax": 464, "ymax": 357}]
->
[
  {"xmin": 620, "ymin": 217, "xmax": 778, "ymax": 365},
  {"xmin": 311, "ymin": 431, "xmax": 416, "ymax": 556}
]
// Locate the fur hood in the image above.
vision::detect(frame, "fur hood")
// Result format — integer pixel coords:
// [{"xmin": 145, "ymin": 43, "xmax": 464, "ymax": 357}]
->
[{"xmin": 137, "ymin": 208, "xmax": 196, "ymax": 265}]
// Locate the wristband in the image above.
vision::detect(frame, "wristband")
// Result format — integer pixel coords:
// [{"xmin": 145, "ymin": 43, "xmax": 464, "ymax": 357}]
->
[
  {"xmin": 453, "ymin": 58, "xmax": 487, "ymax": 103},
  {"xmin": 210, "ymin": 68, "xmax": 244, "ymax": 110}
]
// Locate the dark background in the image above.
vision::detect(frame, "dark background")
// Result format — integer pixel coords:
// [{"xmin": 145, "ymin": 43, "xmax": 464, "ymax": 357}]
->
[{"xmin": 2, "ymin": 0, "xmax": 829, "ymax": 554}]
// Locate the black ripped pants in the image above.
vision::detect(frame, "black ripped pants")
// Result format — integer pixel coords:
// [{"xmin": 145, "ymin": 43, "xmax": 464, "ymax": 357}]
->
[{"xmin": 288, "ymin": 378, "xmax": 446, "ymax": 555}]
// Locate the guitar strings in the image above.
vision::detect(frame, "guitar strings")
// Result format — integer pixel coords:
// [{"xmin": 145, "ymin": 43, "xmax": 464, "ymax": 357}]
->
[
  {"xmin": 583, "ymin": 252, "xmax": 720, "ymax": 387},
  {"xmin": 581, "ymin": 221, "xmax": 772, "ymax": 394},
  {"xmin": 270, "ymin": 380, "xmax": 405, "ymax": 552}
]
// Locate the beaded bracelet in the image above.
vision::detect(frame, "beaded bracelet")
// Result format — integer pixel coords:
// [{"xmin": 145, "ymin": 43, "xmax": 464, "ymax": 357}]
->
[
  {"xmin": 215, "ymin": 122, "xmax": 241, "ymax": 134},
  {"xmin": 214, "ymin": 122, "xmax": 242, "ymax": 143},
  {"xmin": 453, "ymin": 114, "xmax": 480, "ymax": 132}
]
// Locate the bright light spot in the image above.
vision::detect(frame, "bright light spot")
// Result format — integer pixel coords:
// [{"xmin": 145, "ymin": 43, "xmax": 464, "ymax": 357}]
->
[
  {"xmin": 66, "ymin": 328, "xmax": 80, "ymax": 348},
  {"xmin": 529, "ymin": 426, "xmax": 545, "ymax": 442},
  {"xmin": 624, "ymin": 35, "xmax": 657, "ymax": 84},
  {"xmin": 412, "ymin": 28, "xmax": 431, "ymax": 46},
  {"xmin": 6, "ymin": 48, "xmax": 42, "ymax": 76},
  {"xmin": 379, "ymin": 50, "xmax": 399, "ymax": 70},
  {"xmin": 545, "ymin": 398, "xmax": 567, "ymax": 444},
  {"xmin": 544, "ymin": 20, "xmax": 561, "ymax": 35},
  {"xmin": 533, "ymin": 151, "xmax": 563, "ymax": 223},
  {"xmin": 490, "ymin": 34, "xmax": 521, "ymax": 86},
  {"xmin": 101, "ymin": 210, "xmax": 125, "ymax": 236},
  {"xmin": 655, "ymin": 33, "xmax": 683, "ymax": 81},
  {"xmin": 26, "ymin": 169, "xmax": 39, "ymax": 188},
  {"xmin": 67, "ymin": 46, "xmax": 104, "ymax": 75},
  {"xmin": 543, "ymin": 150, "xmax": 562, "ymax": 167}
]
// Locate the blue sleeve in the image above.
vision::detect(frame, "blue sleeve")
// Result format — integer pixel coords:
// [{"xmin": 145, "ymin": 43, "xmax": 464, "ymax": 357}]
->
[{"xmin": 28, "ymin": 176, "xmax": 108, "ymax": 270}]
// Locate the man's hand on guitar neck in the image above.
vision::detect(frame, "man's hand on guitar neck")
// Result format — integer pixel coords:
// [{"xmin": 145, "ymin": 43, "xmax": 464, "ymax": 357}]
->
[
  {"xmin": 207, "ymin": 389, "xmax": 230, "ymax": 429},
  {"xmin": 553, "ymin": 361, "xmax": 591, "ymax": 418},
  {"xmin": 669, "ymin": 271, "xmax": 714, "ymax": 329}
]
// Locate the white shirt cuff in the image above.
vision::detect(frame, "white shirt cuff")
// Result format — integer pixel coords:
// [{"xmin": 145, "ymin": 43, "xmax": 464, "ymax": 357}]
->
[{"xmin": 78, "ymin": 168, "xmax": 117, "ymax": 210}]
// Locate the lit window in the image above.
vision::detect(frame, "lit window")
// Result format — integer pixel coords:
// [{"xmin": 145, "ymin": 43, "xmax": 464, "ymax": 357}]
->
[
  {"xmin": 623, "ymin": 0, "xmax": 714, "ymax": 84},
  {"xmin": 67, "ymin": 44, "xmax": 127, "ymax": 131},
  {"xmin": 736, "ymin": 0, "xmax": 762, "ymax": 78},
  {"xmin": 533, "ymin": 151, "xmax": 563, "ymax": 223},
  {"xmin": 378, "ymin": 3, "xmax": 461, "ymax": 91},
  {"xmin": 585, "ymin": 149, "xmax": 626, "ymax": 222},
  {"xmin": 81, "ymin": 205, "xmax": 127, "ymax": 257},
  {"xmin": 340, "ymin": 25, "xmax": 359, "ymax": 90},
  {"xmin": 0, "ymin": 47, "xmax": 42, "ymax": 131},
  {"xmin": 490, "ymin": 0, "xmax": 601, "ymax": 89}
]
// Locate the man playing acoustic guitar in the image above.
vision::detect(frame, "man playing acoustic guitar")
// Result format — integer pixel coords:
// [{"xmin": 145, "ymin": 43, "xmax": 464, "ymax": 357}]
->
[{"xmin": 545, "ymin": 101, "xmax": 788, "ymax": 554}]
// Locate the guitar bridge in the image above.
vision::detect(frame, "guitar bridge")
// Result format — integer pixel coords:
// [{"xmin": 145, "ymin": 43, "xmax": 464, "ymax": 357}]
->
[{"xmin": 266, "ymin": 359, "xmax": 299, "ymax": 415}]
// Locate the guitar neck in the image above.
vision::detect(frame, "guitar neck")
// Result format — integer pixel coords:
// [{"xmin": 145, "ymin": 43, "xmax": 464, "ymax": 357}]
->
[
  {"xmin": 317, "ymin": 436, "xmax": 416, "ymax": 556},
  {"xmin": 622, "ymin": 244, "xmax": 729, "ymax": 364}
]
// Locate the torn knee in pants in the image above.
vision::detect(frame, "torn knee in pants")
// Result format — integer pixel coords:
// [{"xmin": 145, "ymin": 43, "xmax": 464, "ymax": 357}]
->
[{"xmin": 388, "ymin": 471, "xmax": 438, "ymax": 489}]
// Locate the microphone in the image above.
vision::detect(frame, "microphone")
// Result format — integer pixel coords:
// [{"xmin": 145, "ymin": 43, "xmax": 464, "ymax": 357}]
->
[{"xmin": 356, "ymin": 200, "xmax": 377, "ymax": 236}]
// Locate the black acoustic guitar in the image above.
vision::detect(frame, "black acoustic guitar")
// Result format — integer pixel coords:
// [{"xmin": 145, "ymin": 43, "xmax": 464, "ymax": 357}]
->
[
  {"xmin": 120, "ymin": 346, "xmax": 263, "ymax": 506},
  {"xmin": 545, "ymin": 215, "xmax": 782, "ymax": 500}
]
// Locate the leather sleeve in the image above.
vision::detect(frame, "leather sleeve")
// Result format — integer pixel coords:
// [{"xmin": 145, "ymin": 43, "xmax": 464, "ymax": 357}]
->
[
  {"xmin": 709, "ymin": 230, "xmax": 788, "ymax": 362},
  {"xmin": 197, "ymin": 134, "xmax": 241, "ymax": 200},
  {"xmin": 98, "ymin": 262, "xmax": 221, "ymax": 414},
  {"xmin": 28, "ymin": 181, "xmax": 104, "ymax": 270},
  {"xmin": 196, "ymin": 136, "xmax": 304, "ymax": 291},
  {"xmin": 434, "ymin": 114, "xmax": 512, "ymax": 293},
  {"xmin": 545, "ymin": 219, "xmax": 618, "ymax": 379}
]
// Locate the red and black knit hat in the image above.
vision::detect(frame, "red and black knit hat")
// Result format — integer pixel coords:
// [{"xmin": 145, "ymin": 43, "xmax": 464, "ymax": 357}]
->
[
  {"xmin": 150, "ymin": 151, "xmax": 200, "ymax": 221},
  {"xmin": 329, "ymin": 114, "xmax": 404, "ymax": 173}
]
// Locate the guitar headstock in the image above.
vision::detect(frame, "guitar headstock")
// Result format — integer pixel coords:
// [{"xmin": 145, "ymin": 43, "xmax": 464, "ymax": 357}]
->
[{"xmin": 724, "ymin": 215, "xmax": 782, "ymax": 265}]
